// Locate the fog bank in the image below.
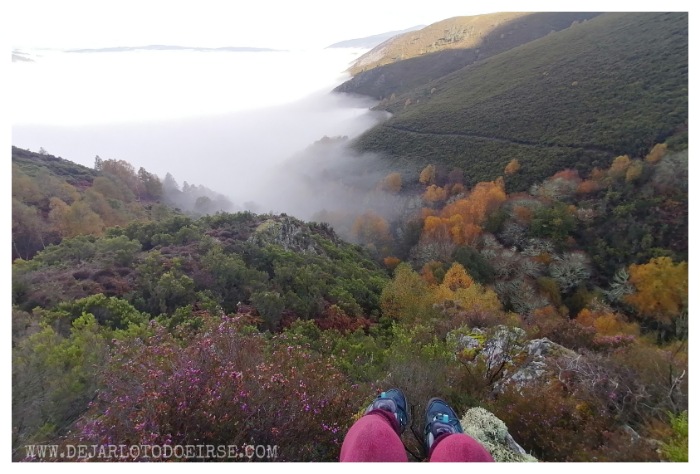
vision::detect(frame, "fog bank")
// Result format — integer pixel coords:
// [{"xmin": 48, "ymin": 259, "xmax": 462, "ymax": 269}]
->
[{"xmin": 12, "ymin": 47, "xmax": 401, "ymax": 227}]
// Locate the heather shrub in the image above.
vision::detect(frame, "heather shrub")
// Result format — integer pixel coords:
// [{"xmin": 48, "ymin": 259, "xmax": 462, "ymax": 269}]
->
[
  {"xmin": 489, "ymin": 376, "xmax": 659, "ymax": 461},
  {"xmin": 608, "ymin": 341, "xmax": 688, "ymax": 418},
  {"xmin": 71, "ymin": 315, "xmax": 367, "ymax": 461}
]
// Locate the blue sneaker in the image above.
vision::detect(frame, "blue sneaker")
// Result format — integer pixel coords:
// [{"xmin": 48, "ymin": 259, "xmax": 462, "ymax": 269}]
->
[
  {"xmin": 424, "ymin": 397, "xmax": 464, "ymax": 452},
  {"xmin": 365, "ymin": 388, "xmax": 409, "ymax": 433}
]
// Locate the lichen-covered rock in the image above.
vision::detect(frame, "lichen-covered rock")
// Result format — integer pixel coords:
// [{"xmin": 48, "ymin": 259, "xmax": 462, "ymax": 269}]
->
[
  {"xmin": 449, "ymin": 324, "xmax": 580, "ymax": 394},
  {"xmin": 481, "ymin": 326, "xmax": 527, "ymax": 369},
  {"xmin": 249, "ymin": 216, "xmax": 322, "ymax": 254},
  {"xmin": 461, "ymin": 407, "xmax": 537, "ymax": 462},
  {"xmin": 495, "ymin": 337, "xmax": 578, "ymax": 392}
]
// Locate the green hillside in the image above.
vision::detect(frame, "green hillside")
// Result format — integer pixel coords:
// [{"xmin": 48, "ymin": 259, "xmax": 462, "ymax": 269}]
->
[
  {"xmin": 351, "ymin": 12, "xmax": 687, "ymax": 192},
  {"xmin": 337, "ymin": 12, "xmax": 601, "ymax": 99}
]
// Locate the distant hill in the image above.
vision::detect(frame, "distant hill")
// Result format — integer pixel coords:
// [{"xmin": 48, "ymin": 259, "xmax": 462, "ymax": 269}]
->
[
  {"xmin": 326, "ymin": 26, "xmax": 425, "ymax": 49},
  {"xmin": 349, "ymin": 12, "xmax": 688, "ymax": 192},
  {"xmin": 337, "ymin": 12, "xmax": 601, "ymax": 99},
  {"xmin": 66, "ymin": 45, "xmax": 282, "ymax": 53},
  {"xmin": 12, "ymin": 146, "xmax": 98, "ymax": 187},
  {"xmin": 12, "ymin": 49, "xmax": 34, "ymax": 62},
  {"xmin": 11, "ymin": 147, "xmax": 234, "ymax": 261}
]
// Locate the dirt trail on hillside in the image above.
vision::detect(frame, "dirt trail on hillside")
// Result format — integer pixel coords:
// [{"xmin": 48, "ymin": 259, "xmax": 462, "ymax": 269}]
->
[{"xmin": 384, "ymin": 124, "xmax": 616, "ymax": 156}]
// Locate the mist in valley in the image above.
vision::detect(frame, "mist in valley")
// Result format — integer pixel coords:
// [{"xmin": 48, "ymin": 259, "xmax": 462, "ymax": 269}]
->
[{"xmin": 12, "ymin": 47, "xmax": 409, "ymax": 241}]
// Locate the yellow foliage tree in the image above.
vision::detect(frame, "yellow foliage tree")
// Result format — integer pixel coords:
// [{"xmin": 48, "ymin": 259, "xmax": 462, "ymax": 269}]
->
[
  {"xmin": 625, "ymin": 257, "xmax": 688, "ymax": 326},
  {"xmin": 441, "ymin": 263, "xmax": 474, "ymax": 291},
  {"xmin": 625, "ymin": 160, "xmax": 644, "ymax": 183},
  {"xmin": 49, "ymin": 197, "xmax": 104, "ymax": 238},
  {"xmin": 609, "ymin": 155, "xmax": 631, "ymax": 178},
  {"xmin": 380, "ymin": 263, "xmax": 434, "ymax": 321},
  {"xmin": 645, "ymin": 143, "xmax": 668, "ymax": 164},
  {"xmin": 433, "ymin": 263, "xmax": 501, "ymax": 312}
]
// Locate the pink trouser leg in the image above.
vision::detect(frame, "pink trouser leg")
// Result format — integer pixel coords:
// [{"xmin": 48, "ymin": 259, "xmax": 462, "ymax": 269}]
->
[
  {"xmin": 339, "ymin": 410, "xmax": 408, "ymax": 462},
  {"xmin": 429, "ymin": 433, "xmax": 495, "ymax": 462}
]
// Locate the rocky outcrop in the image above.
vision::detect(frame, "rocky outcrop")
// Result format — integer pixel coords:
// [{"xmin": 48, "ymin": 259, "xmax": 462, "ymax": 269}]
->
[
  {"xmin": 461, "ymin": 407, "xmax": 537, "ymax": 462},
  {"xmin": 450, "ymin": 325, "xmax": 578, "ymax": 393},
  {"xmin": 248, "ymin": 216, "xmax": 323, "ymax": 255}
]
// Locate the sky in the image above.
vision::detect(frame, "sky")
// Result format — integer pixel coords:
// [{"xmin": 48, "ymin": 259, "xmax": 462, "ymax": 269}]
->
[{"xmin": 6, "ymin": 0, "xmax": 697, "ymax": 50}]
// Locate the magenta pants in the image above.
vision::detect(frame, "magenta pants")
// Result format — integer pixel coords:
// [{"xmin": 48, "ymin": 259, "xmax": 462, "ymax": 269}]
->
[{"xmin": 340, "ymin": 411, "xmax": 495, "ymax": 462}]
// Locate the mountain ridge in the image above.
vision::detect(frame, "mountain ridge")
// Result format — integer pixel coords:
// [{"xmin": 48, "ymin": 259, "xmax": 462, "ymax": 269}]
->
[
  {"xmin": 347, "ymin": 12, "xmax": 687, "ymax": 192},
  {"xmin": 326, "ymin": 26, "xmax": 425, "ymax": 49}
]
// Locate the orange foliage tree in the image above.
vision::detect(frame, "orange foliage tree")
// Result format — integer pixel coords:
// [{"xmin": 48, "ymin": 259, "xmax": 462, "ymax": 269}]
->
[
  {"xmin": 576, "ymin": 308, "xmax": 639, "ymax": 337},
  {"xmin": 504, "ymin": 159, "xmax": 521, "ymax": 175},
  {"xmin": 432, "ymin": 263, "xmax": 501, "ymax": 313},
  {"xmin": 351, "ymin": 211, "xmax": 392, "ymax": 249},
  {"xmin": 625, "ymin": 257, "xmax": 688, "ymax": 327},
  {"xmin": 423, "ymin": 185, "xmax": 448, "ymax": 204},
  {"xmin": 419, "ymin": 164, "xmax": 436, "ymax": 185},
  {"xmin": 576, "ymin": 179, "xmax": 600, "ymax": 195},
  {"xmin": 379, "ymin": 172, "xmax": 402, "ymax": 194},
  {"xmin": 421, "ymin": 180, "xmax": 506, "ymax": 246},
  {"xmin": 383, "ymin": 256, "xmax": 401, "ymax": 271}
]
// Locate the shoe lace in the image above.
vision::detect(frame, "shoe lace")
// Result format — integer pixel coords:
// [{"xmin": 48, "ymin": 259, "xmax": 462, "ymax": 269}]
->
[{"xmin": 372, "ymin": 398, "xmax": 398, "ymax": 414}]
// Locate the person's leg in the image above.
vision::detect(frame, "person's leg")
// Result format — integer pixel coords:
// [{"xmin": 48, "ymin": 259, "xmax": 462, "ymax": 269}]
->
[
  {"xmin": 429, "ymin": 433, "xmax": 494, "ymax": 462},
  {"xmin": 340, "ymin": 389, "xmax": 410, "ymax": 462},
  {"xmin": 339, "ymin": 410, "xmax": 408, "ymax": 462},
  {"xmin": 423, "ymin": 398, "xmax": 494, "ymax": 462}
]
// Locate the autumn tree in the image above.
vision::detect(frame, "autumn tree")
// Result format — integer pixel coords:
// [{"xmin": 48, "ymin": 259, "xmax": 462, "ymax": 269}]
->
[
  {"xmin": 383, "ymin": 256, "xmax": 401, "ymax": 271},
  {"xmin": 625, "ymin": 160, "xmax": 644, "ymax": 183},
  {"xmin": 625, "ymin": 257, "xmax": 688, "ymax": 330},
  {"xmin": 504, "ymin": 159, "xmax": 521, "ymax": 175},
  {"xmin": 100, "ymin": 159, "xmax": 143, "ymax": 197},
  {"xmin": 645, "ymin": 143, "xmax": 668, "ymax": 164},
  {"xmin": 419, "ymin": 164, "xmax": 436, "ymax": 185},
  {"xmin": 379, "ymin": 172, "xmax": 402, "ymax": 194},
  {"xmin": 576, "ymin": 307, "xmax": 639, "ymax": 338},
  {"xmin": 351, "ymin": 211, "xmax": 392, "ymax": 252},
  {"xmin": 49, "ymin": 198, "xmax": 104, "ymax": 238},
  {"xmin": 576, "ymin": 179, "xmax": 600, "ymax": 195},
  {"xmin": 423, "ymin": 185, "xmax": 448, "ymax": 204},
  {"xmin": 609, "ymin": 155, "xmax": 631, "ymax": 179},
  {"xmin": 433, "ymin": 263, "xmax": 502, "ymax": 314},
  {"xmin": 421, "ymin": 179, "xmax": 507, "ymax": 247},
  {"xmin": 440, "ymin": 262, "xmax": 474, "ymax": 291},
  {"xmin": 380, "ymin": 263, "xmax": 435, "ymax": 321}
]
